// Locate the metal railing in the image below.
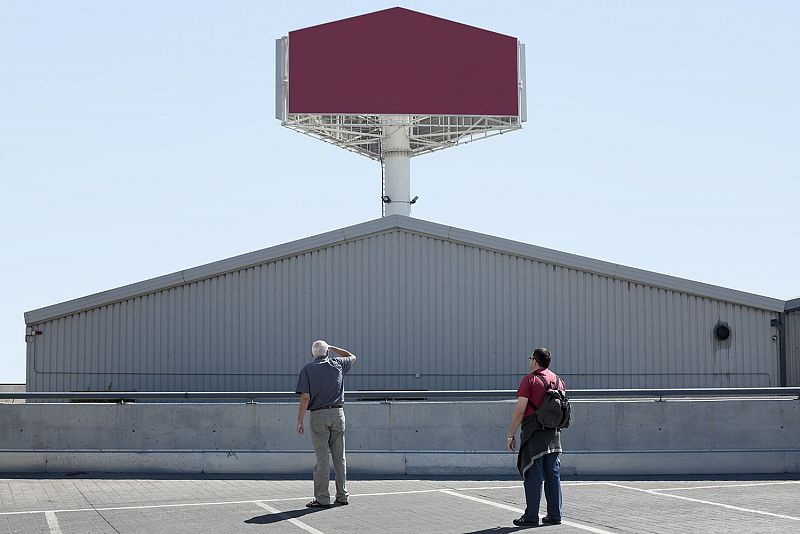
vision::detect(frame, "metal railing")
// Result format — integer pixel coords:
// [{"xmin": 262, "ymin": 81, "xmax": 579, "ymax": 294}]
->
[{"xmin": 1, "ymin": 387, "xmax": 798, "ymax": 402}]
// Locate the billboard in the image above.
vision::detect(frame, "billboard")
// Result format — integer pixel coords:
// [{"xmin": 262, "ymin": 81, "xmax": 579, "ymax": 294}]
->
[{"xmin": 287, "ymin": 7, "xmax": 519, "ymax": 116}]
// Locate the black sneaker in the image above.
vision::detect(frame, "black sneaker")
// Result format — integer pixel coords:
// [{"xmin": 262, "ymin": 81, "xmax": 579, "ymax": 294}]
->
[
  {"xmin": 512, "ymin": 516, "xmax": 539, "ymax": 527},
  {"xmin": 541, "ymin": 515, "xmax": 561, "ymax": 525}
]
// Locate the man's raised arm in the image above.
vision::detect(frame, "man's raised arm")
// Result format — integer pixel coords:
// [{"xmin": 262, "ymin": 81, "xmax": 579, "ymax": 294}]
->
[{"xmin": 328, "ymin": 345, "xmax": 357, "ymax": 363}]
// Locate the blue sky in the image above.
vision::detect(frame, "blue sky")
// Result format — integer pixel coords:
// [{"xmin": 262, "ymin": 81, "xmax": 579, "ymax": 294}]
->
[{"xmin": 1, "ymin": 1, "xmax": 798, "ymax": 382}]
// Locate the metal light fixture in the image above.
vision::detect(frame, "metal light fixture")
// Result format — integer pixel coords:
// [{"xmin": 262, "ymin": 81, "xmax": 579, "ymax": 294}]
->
[
  {"xmin": 713, "ymin": 322, "xmax": 731, "ymax": 342},
  {"xmin": 410, "ymin": 196, "xmax": 419, "ymax": 204},
  {"xmin": 381, "ymin": 195, "xmax": 392, "ymax": 203}
]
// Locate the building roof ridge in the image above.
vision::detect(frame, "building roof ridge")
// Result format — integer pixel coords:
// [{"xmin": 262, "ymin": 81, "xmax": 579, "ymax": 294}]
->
[{"xmin": 25, "ymin": 216, "xmax": 786, "ymax": 324}]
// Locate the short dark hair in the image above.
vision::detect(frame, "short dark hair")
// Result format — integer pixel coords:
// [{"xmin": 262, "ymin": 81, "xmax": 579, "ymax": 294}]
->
[{"xmin": 532, "ymin": 347, "xmax": 551, "ymax": 369}]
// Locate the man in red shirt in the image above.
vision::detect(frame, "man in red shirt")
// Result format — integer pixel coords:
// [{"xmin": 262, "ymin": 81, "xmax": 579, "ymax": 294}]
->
[{"xmin": 507, "ymin": 347, "xmax": 565, "ymax": 527}]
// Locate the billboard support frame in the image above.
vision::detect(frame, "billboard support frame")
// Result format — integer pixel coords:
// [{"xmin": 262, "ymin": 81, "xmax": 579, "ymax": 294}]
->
[{"xmin": 278, "ymin": 113, "xmax": 523, "ymax": 161}]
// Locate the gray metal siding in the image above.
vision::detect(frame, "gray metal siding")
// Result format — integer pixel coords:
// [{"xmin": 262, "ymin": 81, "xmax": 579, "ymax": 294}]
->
[
  {"xmin": 25, "ymin": 216, "xmax": 785, "ymax": 324},
  {"xmin": 787, "ymin": 311, "xmax": 800, "ymax": 387},
  {"xmin": 27, "ymin": 229, "xmax": 780, "ymax": 392}
]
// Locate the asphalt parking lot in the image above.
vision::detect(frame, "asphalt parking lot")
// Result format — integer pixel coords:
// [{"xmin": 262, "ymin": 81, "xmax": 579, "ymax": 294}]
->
[{"xmin": 1, "ymin": 474, "xmax": 798, "ymax": 534}]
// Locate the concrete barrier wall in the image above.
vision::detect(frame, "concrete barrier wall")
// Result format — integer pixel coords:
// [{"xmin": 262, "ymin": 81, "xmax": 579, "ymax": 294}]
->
[{"xmin": 1, "ymin": 399, "xmax": 798, "ymax": 475}]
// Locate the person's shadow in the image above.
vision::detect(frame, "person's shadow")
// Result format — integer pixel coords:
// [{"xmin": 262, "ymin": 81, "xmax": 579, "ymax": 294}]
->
[
  {"xmin": 460, "ymin": 528, "xmax": 529, "ymax": 533},
  {"xmin": 245, "ymin": 506, "xmax": 328, "ymax": 525}
]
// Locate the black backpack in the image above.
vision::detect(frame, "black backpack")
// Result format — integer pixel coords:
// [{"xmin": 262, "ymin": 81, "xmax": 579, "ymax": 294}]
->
[{"xmin": 532, "ymin": 374, "xmax": 571, "ymax": 430}]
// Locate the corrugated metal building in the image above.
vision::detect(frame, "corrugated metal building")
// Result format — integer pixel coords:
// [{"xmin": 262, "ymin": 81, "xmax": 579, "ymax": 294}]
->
[
  {"xmin": 786, "ymin": 298, "xmax": 800, "ymax": 387},
  {"xmin": 24, "ymin": 216, "xmax": 792, "ymax": 392}
]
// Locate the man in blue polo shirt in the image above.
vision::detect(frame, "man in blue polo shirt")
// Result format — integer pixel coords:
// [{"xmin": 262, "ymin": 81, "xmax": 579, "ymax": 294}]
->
[{"xmin": 296, "ymin": 339, "xmax": 357, "ymax": 508}]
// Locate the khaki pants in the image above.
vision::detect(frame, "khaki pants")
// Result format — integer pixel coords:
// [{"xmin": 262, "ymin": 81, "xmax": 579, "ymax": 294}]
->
[{"xmin": 309, "ymin": 408, "xmax": 348, "ymax": 505}]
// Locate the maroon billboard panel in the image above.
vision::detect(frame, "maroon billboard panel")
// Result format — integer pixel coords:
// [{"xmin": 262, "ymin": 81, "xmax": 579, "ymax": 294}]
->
[{"xmin": 288, "ymin": 8, "xmax": 519, "ymax": 116}]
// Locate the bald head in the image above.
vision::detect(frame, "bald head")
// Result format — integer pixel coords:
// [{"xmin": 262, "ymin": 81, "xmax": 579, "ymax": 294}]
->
[{"xmin": 311, "ymin": 340, "xmax": 329, "ymax": 357}]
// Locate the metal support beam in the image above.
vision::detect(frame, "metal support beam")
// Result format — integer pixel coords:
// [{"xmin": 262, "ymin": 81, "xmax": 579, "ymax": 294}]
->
[{"xmin": 4, "ymin": 387, "xmax": 799, "ymax": 402}]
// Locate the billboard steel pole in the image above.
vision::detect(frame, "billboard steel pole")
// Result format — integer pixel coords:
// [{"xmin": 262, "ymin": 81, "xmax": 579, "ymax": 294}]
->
[{"xmin": 381, "ymin": 116, "xmax": 411, "ymax": 216}]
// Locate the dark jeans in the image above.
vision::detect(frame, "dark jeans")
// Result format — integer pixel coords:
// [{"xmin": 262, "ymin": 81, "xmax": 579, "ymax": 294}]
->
[{"xmin": 522, "ymin": 451, "xmax": 562, "ymax": 521}]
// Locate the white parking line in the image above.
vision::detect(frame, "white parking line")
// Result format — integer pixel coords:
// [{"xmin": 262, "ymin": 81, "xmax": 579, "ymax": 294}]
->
[
  {"xmin": 440, "ymin": 489, "xmax": 617, "ymax": 534},
  {"xmin": 648, "ymin": 481, "xmax": 800, "ymax": 492},
  {"xmin": 456, "ymin": 482, "xmax": 606, "ymax": 490},
  {"xmin": 44, "ymin": 511, "xmax": 62, "ymax": 534},
  {"xmin": 0, "ymin": 499, "xmax": 281, "ymax": 516},
  {"xmin": 0, "ymin": 482, "xmax": 688, "ymax": 516},
  {"xmin": 252, "ymin": 501, "xmax": 326, "ymax": 534},
  {"xmin": 605, "ymin": 483, "xmax": 800, "ymax": 521},
  {"xmin": 0, "ymin": 483, "xmax": 596, "ymax": 517}
]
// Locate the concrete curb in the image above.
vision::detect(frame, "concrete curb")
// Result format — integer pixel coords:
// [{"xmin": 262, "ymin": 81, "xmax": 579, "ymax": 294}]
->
[{"xmin": 1, "ymin": 450, "xmax": 797, "ymax": 476}]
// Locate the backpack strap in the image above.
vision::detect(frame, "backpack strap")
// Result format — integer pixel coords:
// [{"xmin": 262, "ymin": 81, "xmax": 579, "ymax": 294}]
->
[
  {"xmin": 529, "ymin": 374, "xmax": 550, "ymax": 411},
  {"xmin": 535, "ymin": 373, "xmax": 557, "ymax": 391}
]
